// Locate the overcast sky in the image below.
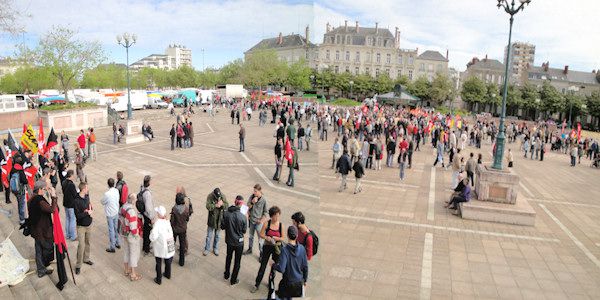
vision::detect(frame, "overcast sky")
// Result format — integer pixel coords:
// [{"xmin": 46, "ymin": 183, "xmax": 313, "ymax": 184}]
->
[{"xmin": 1, "ymin": 0, "xmax": 599, "ymax": 73}]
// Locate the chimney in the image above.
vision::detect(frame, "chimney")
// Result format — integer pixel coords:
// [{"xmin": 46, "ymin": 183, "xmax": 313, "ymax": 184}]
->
[
  {"xmin": 375, "ymin": 22, "xmax": 379, "ymax": 34},
  {"xmin": 394, "ymin": 27, "xmax": 399, "ymax": 46},
  {"xmin": 416, "ymin": 47, "xmax": 419, "ymax": 54},
  {"xmin": 446, "ymin": 49, "xmax": 449, "ymax": 60},
  {"xmin": 563, "ymin": 65, "xmax": 569, "ymax": 74},
  {"xmin": 543, "ymin": 61, "xmax": 549, "ymax": 72},
  {"xmin": 356, "ymin": 21, "xmax": 359, "ymax": 33},
  {"xmin": 326, "ymin": 22, "xmax": 330, "ymax": 33},
  {"xmin": 345, "ymin": 20, "xmax": 348, "ymax": 31},
  {"xmin": 305, "ymin": 25, "xmax": 310, "ymax": 45},
  {"xmin": 484, "ymin": 54, "xmax": 488, "ymax": 61},
  {"xmin": 278, "ymin": 32, "xmax": 283, "ymax": 45}
]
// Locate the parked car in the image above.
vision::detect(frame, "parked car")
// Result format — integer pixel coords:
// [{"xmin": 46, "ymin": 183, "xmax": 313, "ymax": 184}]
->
[{"xmin": 148, "ymin": 97, "xmax": 168, "ymax": 109}]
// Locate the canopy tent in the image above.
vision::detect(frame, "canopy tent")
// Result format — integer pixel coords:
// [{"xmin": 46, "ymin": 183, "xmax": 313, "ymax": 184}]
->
[{"xmin": 375, "ymin": 88, "xmax": 420, "ymax": 107}]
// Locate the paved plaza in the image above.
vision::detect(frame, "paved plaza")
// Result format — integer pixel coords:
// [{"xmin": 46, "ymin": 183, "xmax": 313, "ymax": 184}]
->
[
  {"xmin": 2, "ymin": 109, "xmax": 600, "ymax": 300},
  {"xmin": 0, "ymin": 109, "xmax": 321, "ymax": 299},
  {"xmin": 318, "ymin": 132, "xmax": 600, "ymax": 299}
]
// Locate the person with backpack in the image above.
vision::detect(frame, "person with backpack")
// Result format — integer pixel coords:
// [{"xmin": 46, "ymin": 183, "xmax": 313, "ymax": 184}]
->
[
  {"xmin": 272, "ymin": 226, "xmax": 308, "ymax": 299},
  {"xmin": 251, "ymin": 206, "xmax": 284, "ymax": 294},
  {"xmin": 139, "ymin": 175, "xmax": 155, "ymax": 256},
  {"xmin": 150, "ymin": 206, "xmax": 175, "ymax": 285},
  {"xmin": 88, "ymin": 128, "xmax": 97, "ymax": 161},
  {"xmin": 28, "ymin": 180, "xmax": 58, "ymax": 278},
  {"xmin": 74, "ymin": 182, "xmax": 94, "ymax": 274},
  {"xmin": 170, "ymin": 192, "xmax": 191, "ymax": 266},
  {"xmin": 101, "ymin": 178, "xmax": 120, "ymax": 253},
  {"xmin": 115, "ymin": 171, "xmax": 128, "ymax": 208},
  {"xmin": 120, "ymin": 193, "xmax": 142, "ymax": 282},
  {"xmin": 291, "ymin": 212, "xmax": 317, "ymax": 261},
  {"xmin": 204, "ymin": 188, "xmax": 227, "ymax": 256},
  {"xmin": 221, "ymin": 195, "xmax": 247, "ymax": 286}
]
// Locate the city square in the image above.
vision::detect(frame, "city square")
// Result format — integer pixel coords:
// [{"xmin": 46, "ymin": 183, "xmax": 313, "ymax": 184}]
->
[{"xmin": 1, "ymin": 0, "xmax": 600, "ymax": 299}]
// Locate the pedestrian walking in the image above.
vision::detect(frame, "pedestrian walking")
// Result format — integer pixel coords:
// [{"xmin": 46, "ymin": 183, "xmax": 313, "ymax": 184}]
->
[
  {"xmin": 336, "ymin": 150, "xmax": 351, "ymax": 192},
  {"xmin": 222, "ymin": 196, "xmax": 248, "ymax": 286},
  {"xmin": 352, "ymin": 154, "xmax": 365, "ymax": 194},
  {"xmin": 273, "ymin": 139, "xmax": 283, "ymax": 182},
  {"xmin": 74, "ymin": 148, "xmax": 86, "ymax": 183},
  {"xmin": 88, "ymin": 128, "xmax": 97, "ymax": 161},
  {"xmin": 101, "ymin": 178, "xmax": 120, "ymax": 253},
  {"xmin": 239, "ymin": 124, "xmax": 246, "ymax": 152},
  {"xmin": 150, "ymin": 206, "xmax": 175, "ymax": 285}
]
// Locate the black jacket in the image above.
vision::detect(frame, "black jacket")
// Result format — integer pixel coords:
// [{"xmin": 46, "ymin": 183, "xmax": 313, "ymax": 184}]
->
[
  {"xmin": 274, "ymin": 143, "xmax": 282, "ymax": 159},
  {"xmin": 336, "ymin": 154, "xmax": 351, "ymax": 175},
  {"xmin": 62, "ymin": 179, "xmax": 77, "ymax": 208},
  {"xmin": 221, "ymin": 205, "xmax": 247, "ymax": 247},
  {"xmin": 353, "ymin": 161, "xmax": 365, "ymax": 178},
  {"xmin": 74, "ymin": 194, "xmax": 93, "ymax": 227}
]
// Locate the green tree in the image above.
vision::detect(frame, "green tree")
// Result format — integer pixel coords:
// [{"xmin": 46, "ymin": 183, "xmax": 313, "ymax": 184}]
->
[
  {"xmin": 460, "ymin": 76, "xmax": 487, "ymax": 111},
  {"xmin": 430, "ymin": 73, "xmax": 453, "ymax": 105},
  {"xmin": 0, "ymin": 66, "xmax": 56, "ymax": 93},
  {"xmin": 241, "ymin": 50, "xmax": 287, "ymax": 88},
  {"xmin": 286, "ymin": 59, "xmax": 312, "ymax": 91},
  {"xmin": 586, "ymin": 91, "xmax": 600, "ymax": 128},
  {"xmin": 394, "ymin": 75, "xmax": 409, "ymax": 87},
  {"xmin": 166, "ymin": 65, "xmax": 198, "ymax": 88},
  {"xmin": 407, "ymin": 76, "xmax": 431, "ymax": 101},
  {"xmin": 0, "ymin": 0, "xmax": 25, "ymax": 35},
  {"xmin": 505, "ymin": 84, "xmax": 522, "ymax": 116},
  {"xmin": 197, "ymin": 68, "xmax": 221, "ymax": 88},
  {"xmin": 353, "ymin": 74, "xmax": 375, "ymax": 98},
  {"xmin": 373, "ymin": 73, "xmax": 393, "ymax": 94},
  {"xmin": 315, "ymin": 69, "xmax": 335, "ymax": 96},
  {"xmin": 18, "ymin": 26, "xmax": 105, "ymax": 101},
  {"xmin": 219, "ymin": 59, "xmax": 243, "ymax": 84},
  {"xmin": 131, "ymin": 67, "xmax": 168, "ymax": 89},
  {"xmin": 539, "ymin": 81, "xmax": 564, "ymax": 116},
  {"xmin": 80, "ymin": 63, "xmax": 126, "ymax": 89},
  {"xmin": 563, "ymin": 93, "xmax": 585, "ymax": 122}
]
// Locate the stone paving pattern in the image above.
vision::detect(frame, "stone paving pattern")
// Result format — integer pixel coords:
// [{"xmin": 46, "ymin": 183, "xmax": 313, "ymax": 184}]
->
[{"xmin": 0, "ymin": 109, "xmax": 320, "ymax": 299}]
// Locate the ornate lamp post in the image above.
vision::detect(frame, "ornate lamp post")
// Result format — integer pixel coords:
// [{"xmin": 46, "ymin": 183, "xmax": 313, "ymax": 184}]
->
[
  {"xmin": 492, "ymin": 0, "xmax": 532, "ymax": 170},
  {"xmin": 117, "ymin": 33, "xmax": 137, "ymax": 120},
  {"xmin": 349, "ymin": 80, "xmax": 354, "ymax": 99}
]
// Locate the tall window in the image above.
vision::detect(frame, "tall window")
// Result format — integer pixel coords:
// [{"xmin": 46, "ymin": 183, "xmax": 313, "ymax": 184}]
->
[
  {"xmin": 334, "ymin": 66, "xmax": 339, "ymax": 73},
  {"xmin": 420, "ymin": 63, "xmax": 425, "ymax": 71},
  {"xmin": 335, "ymin": 50, "xmax": 340, "ymax": 61},
  {"xmin": 326, "ymin": 50, "xmax": 330, "ymax": 60},
  {"xmin": 365, "ymin": 67, "xmax": 370, "ymax": 75},
  {"xmin": 397, "ymin": 69, "xmax": 402, "ymax": 78},
  {"xmin": 398, "ymin": 55, "xmax": 403, "ymax": 65},
  {"xmin": 366, "ymin": 52, "xmax": 371, "ymax": 62},
  {"xmin": 386, "ymin": 54, "xmax": 391, "ymax": 64},
  {"xmin": 385, "ymin": 69, "xmax": 390, "ymax": 76},
  {"xmin": 408, "ymin": 70, "xmax": 413, "ymax": 80},
  {"xmin": 345, "ymin": 51, "xmax": 350, "ymax": 61},
  {"xmin": 345, "ymin": 66, "xmax": 350, "ymax": 73},
  {"xmin": 355, "ymin": 66, "xmax": 359, "ymax": 74},
  {"xmin": 376, "ymin": 53, "xmax": 381, "ymax": 63},
  {"xmin": 375, "ymin": 68, "xmax": 380, "ymax": 76},
  {"xmin": 355, "ymin": 51, "xmax": 360, "ymax": 62},
  {"xmin": 408, "ymin": 55, "xmax": 414, "ymax": 65}
]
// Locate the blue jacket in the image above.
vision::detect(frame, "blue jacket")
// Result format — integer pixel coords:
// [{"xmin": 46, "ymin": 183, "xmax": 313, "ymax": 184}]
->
[{"xmin": 274, "ymin": 243, "xmax": 309, "ymax": 284}]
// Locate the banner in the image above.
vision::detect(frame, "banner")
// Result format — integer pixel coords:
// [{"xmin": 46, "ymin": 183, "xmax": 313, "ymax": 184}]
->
[{"xmin": 20, "ymin": 125, "xmax": 38, "ymax": 154}]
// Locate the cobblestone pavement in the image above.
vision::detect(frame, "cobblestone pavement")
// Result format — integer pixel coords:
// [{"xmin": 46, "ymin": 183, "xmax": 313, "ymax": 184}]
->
[
  {"xmin": 318, "ymin": 133, "xmax": 600, "ymax": 300},
  {"xmin": 1, "ymin": 108, "xmax": 321, "ymax": 299}
]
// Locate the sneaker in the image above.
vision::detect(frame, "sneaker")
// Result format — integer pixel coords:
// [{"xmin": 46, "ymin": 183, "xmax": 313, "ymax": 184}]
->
[
  {"xmin": 75, "ymin": 268, "xmax": 80, "ymax": 275},
  {"xmin": 106, "ymin": 248, "xmax": 115, "ymax": 253},
  {"xmin": 251, "ymin": 286, "xmax": 259, "ymax": 293},
  {"xmin": 154, "ymin": 278, "xmax": 161, "ymax": 285},
  {"xmin": 230, "ymin": 279, "xmax": 239, "ymax": 285},
  {"xmin": 203, "ymin": 250, "xmax": 209, "ymax": 256},
  {"xmin": 213, "ymin": 251, "xmax": 219, "ymax": 256},
  {"xmin": 115, "ymin": 245, "xmax": 121, "ymax": 249},
  {"xmin": 243, "ymin": 249, "xmax": 252, "ymax": 255}
]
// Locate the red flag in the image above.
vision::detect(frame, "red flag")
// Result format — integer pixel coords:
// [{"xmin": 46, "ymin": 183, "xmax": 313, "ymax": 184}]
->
[
  {"xmin": 561, "ymin": 120, "xmax": 566, "ymax": 134},
  {"xmin": 1, "ymin": 152, "xmax": 11, "ymax": 188},
  {"xmin": 38, "ymin": 118, "xmax": 45, "ymax": 154},
  {"xmin": 24, "ymin": 164, "xmax": 37, "ymax": 190},
  {"xmin": 284, "ymin": 137, "xmax": 293, "ymax": 164},
  {"xmin": 21, "ymin": 124, "xmax": 28, "ymax": 149},
  {"xmin": 53, "ymin": 207, "xmax": 68, "ymax": 254},
  {"xmin": 577, "ymin": 123, "xmax": 582, "ymax": 142}
]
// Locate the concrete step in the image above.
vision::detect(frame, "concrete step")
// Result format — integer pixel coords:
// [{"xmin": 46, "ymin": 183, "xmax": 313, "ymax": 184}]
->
[{"xmin": 460, "ymin": 196, "xmax": 537, "ymax": 226}]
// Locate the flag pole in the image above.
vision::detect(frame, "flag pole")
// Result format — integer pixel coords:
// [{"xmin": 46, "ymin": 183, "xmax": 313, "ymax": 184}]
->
[{"xmin": 65, "ymin": 249, "xmax": 77, "ymax": 285}]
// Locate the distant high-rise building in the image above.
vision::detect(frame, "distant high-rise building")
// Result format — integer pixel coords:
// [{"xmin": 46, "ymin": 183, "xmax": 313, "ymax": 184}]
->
[
  {"xmin": 131, "ymin": 44, "xmax": 192, "ymax": 71},
  {"xmin": 504, "ymin": 42, "xmax": 535, "ymax": 83},
  {"xmin": 165, "ymin": 44, "xmax": 192, "ymax": 69}
]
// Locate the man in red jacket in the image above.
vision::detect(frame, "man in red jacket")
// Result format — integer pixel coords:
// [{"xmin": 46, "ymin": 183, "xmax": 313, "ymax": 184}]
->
[
  {"xmin": 77, "ymin": 130, "xmax": 86, "ymax": 158},
  {"xmin": 291, "ymin": 212, "xmax": 314, "ymax": 261}
]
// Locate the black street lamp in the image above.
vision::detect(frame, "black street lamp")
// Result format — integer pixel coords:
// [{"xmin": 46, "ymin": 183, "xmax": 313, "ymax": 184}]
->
[
  {"xmin": 492, "ymin": 0, "xmax": 532, "ymax": 170},
  {"xmin": 117, "ymin": 32, "xmax": 137, "ymax": 120}
]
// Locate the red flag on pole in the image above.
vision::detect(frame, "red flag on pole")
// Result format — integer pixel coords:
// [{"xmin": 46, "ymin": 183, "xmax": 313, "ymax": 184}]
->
[
  {"xmin": 24, "ymin": 164, "xmax": 37, "ymax": 190},
  {"xmin": 53, "ymin": 207, "xmax": 67, "ymax": 254},
  {"xmin": 38, "ymin": 118, "xmax": 45, "ymax": 155},
  {"xmin": 45, "ymin": 128, "xmax": 58, "ymax": 153},
  {"xmin": 1, "ymin": 151, "xmax": 11, "ymax": 189},
  {"xmin": 577, "ymin": 123, "xmax": 582, "ymax": 142}
]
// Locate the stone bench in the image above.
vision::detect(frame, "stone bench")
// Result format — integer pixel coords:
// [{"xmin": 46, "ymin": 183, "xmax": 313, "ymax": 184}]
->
[{"xmin": 459, "ymin": 196, "xmax": 536, "ymax": 226}]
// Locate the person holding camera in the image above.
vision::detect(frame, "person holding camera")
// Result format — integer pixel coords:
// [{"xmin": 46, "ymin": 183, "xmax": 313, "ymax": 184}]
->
[
  {"xmin": 28, "ymin": 180, "xmax": 58, "ymax": 278},
  {"xmin": 204, "ymin": 188, "xmax": 228, "ymax": 256}
]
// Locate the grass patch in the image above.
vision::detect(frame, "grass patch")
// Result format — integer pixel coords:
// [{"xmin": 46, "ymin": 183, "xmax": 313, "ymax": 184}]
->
[
  {"xmin": 330, "ymin": 98, "xmax": 361, "ymax": 107},
  {"xmin": 39, "ymin": 102, "xmax": 98, "ymax": 111},
  {"xmin": 435, "ymin": 106, "xmax": 472, "ymax": 116}
]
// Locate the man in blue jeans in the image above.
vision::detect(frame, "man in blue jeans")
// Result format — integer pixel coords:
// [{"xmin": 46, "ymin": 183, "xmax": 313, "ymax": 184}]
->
[
  {"xmin": 62, "ymin": 170, "xmax": 78, "ymax": 240},
  {"xmin": 10, "ymin": 156, "xmax": 28, "ymax": 224},
  {"xmin": 204, "ymin": 188, "xmax": 228, "ymax": 256},
  {"xmin": 101, "ymin": 177, "xmax": 120, "ymax": 252},
  {"xmin": 244, "ymin": 184, "xmax": 268, "ymax": 257}
]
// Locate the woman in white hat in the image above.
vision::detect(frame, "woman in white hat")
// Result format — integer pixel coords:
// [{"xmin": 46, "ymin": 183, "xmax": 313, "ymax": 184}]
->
[{"xmin": 149, "ymin": 205, "xmax": 175, "ymax": 285}]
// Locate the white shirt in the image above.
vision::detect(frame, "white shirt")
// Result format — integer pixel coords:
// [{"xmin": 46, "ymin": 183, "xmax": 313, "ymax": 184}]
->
[
  {"xmin": 101, "ymin": 187, "xmax": 120, "ymax": 217},
  {"xmin": 150, "ymin": 219, "xmax": 175, "ymax": 259}
]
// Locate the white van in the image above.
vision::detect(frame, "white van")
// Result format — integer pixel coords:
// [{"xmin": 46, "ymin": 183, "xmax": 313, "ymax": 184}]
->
[
  {"xmin": 109, "ymin": 90, "xmax": 148, "ymax": 112},
  {"xmin": 0, "ymin": 94, "xmax": 29, "ymax": 113}
]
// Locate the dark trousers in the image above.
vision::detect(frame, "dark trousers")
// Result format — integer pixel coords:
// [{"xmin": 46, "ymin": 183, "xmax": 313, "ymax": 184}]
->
[
  {"xmin": 143, "ymin": 216, "xmax": 152, "ymax": 253},
  {"xmin": 255, "ymin": 244, "xmax": 280, "ymax": 288},
  {"xmin": 174, "ymin": 232, "xmax": 187, "ymax": 266},
  {"xmin": 449, "ymin": 195, "xmax": 467, "ymax": 210},
  {"xmin": 224, "ymin": 243, "xmax": 243, "ymax": 284},
  {"xmin": 277, "ymin": 280, "xmax": 304, "ymax": 299},
  {"xmin": 171, "ymin": 137, "xmax": 175, "ymax": 150},
  {"xmin": 35, "ymin": 239, "xmax": 54, "ymax": 276},
  {"xmin": 4, "ymin": 188, "xmax": 10, "ymax": 203},
  {"xmin": 239, "ymin": 138, "xmax": 245, "ymax": 152},
  {"xmin": 273, "ymin": 163, "xmax": 281, "ymax": 181},
  {"xmin": 467, "ymin": 171, "xmax": 474, "ymax": 186},
  {"xmin": 155, "ymin": 257, "xmax": 172, "ymax": 284},
  {"xmin": 366, "ymin": 156, "xmax": 373, "ymax": 169},
  {"xmin": 177, "ymin": 137, "xmax": 182, "ymax": 148}
]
